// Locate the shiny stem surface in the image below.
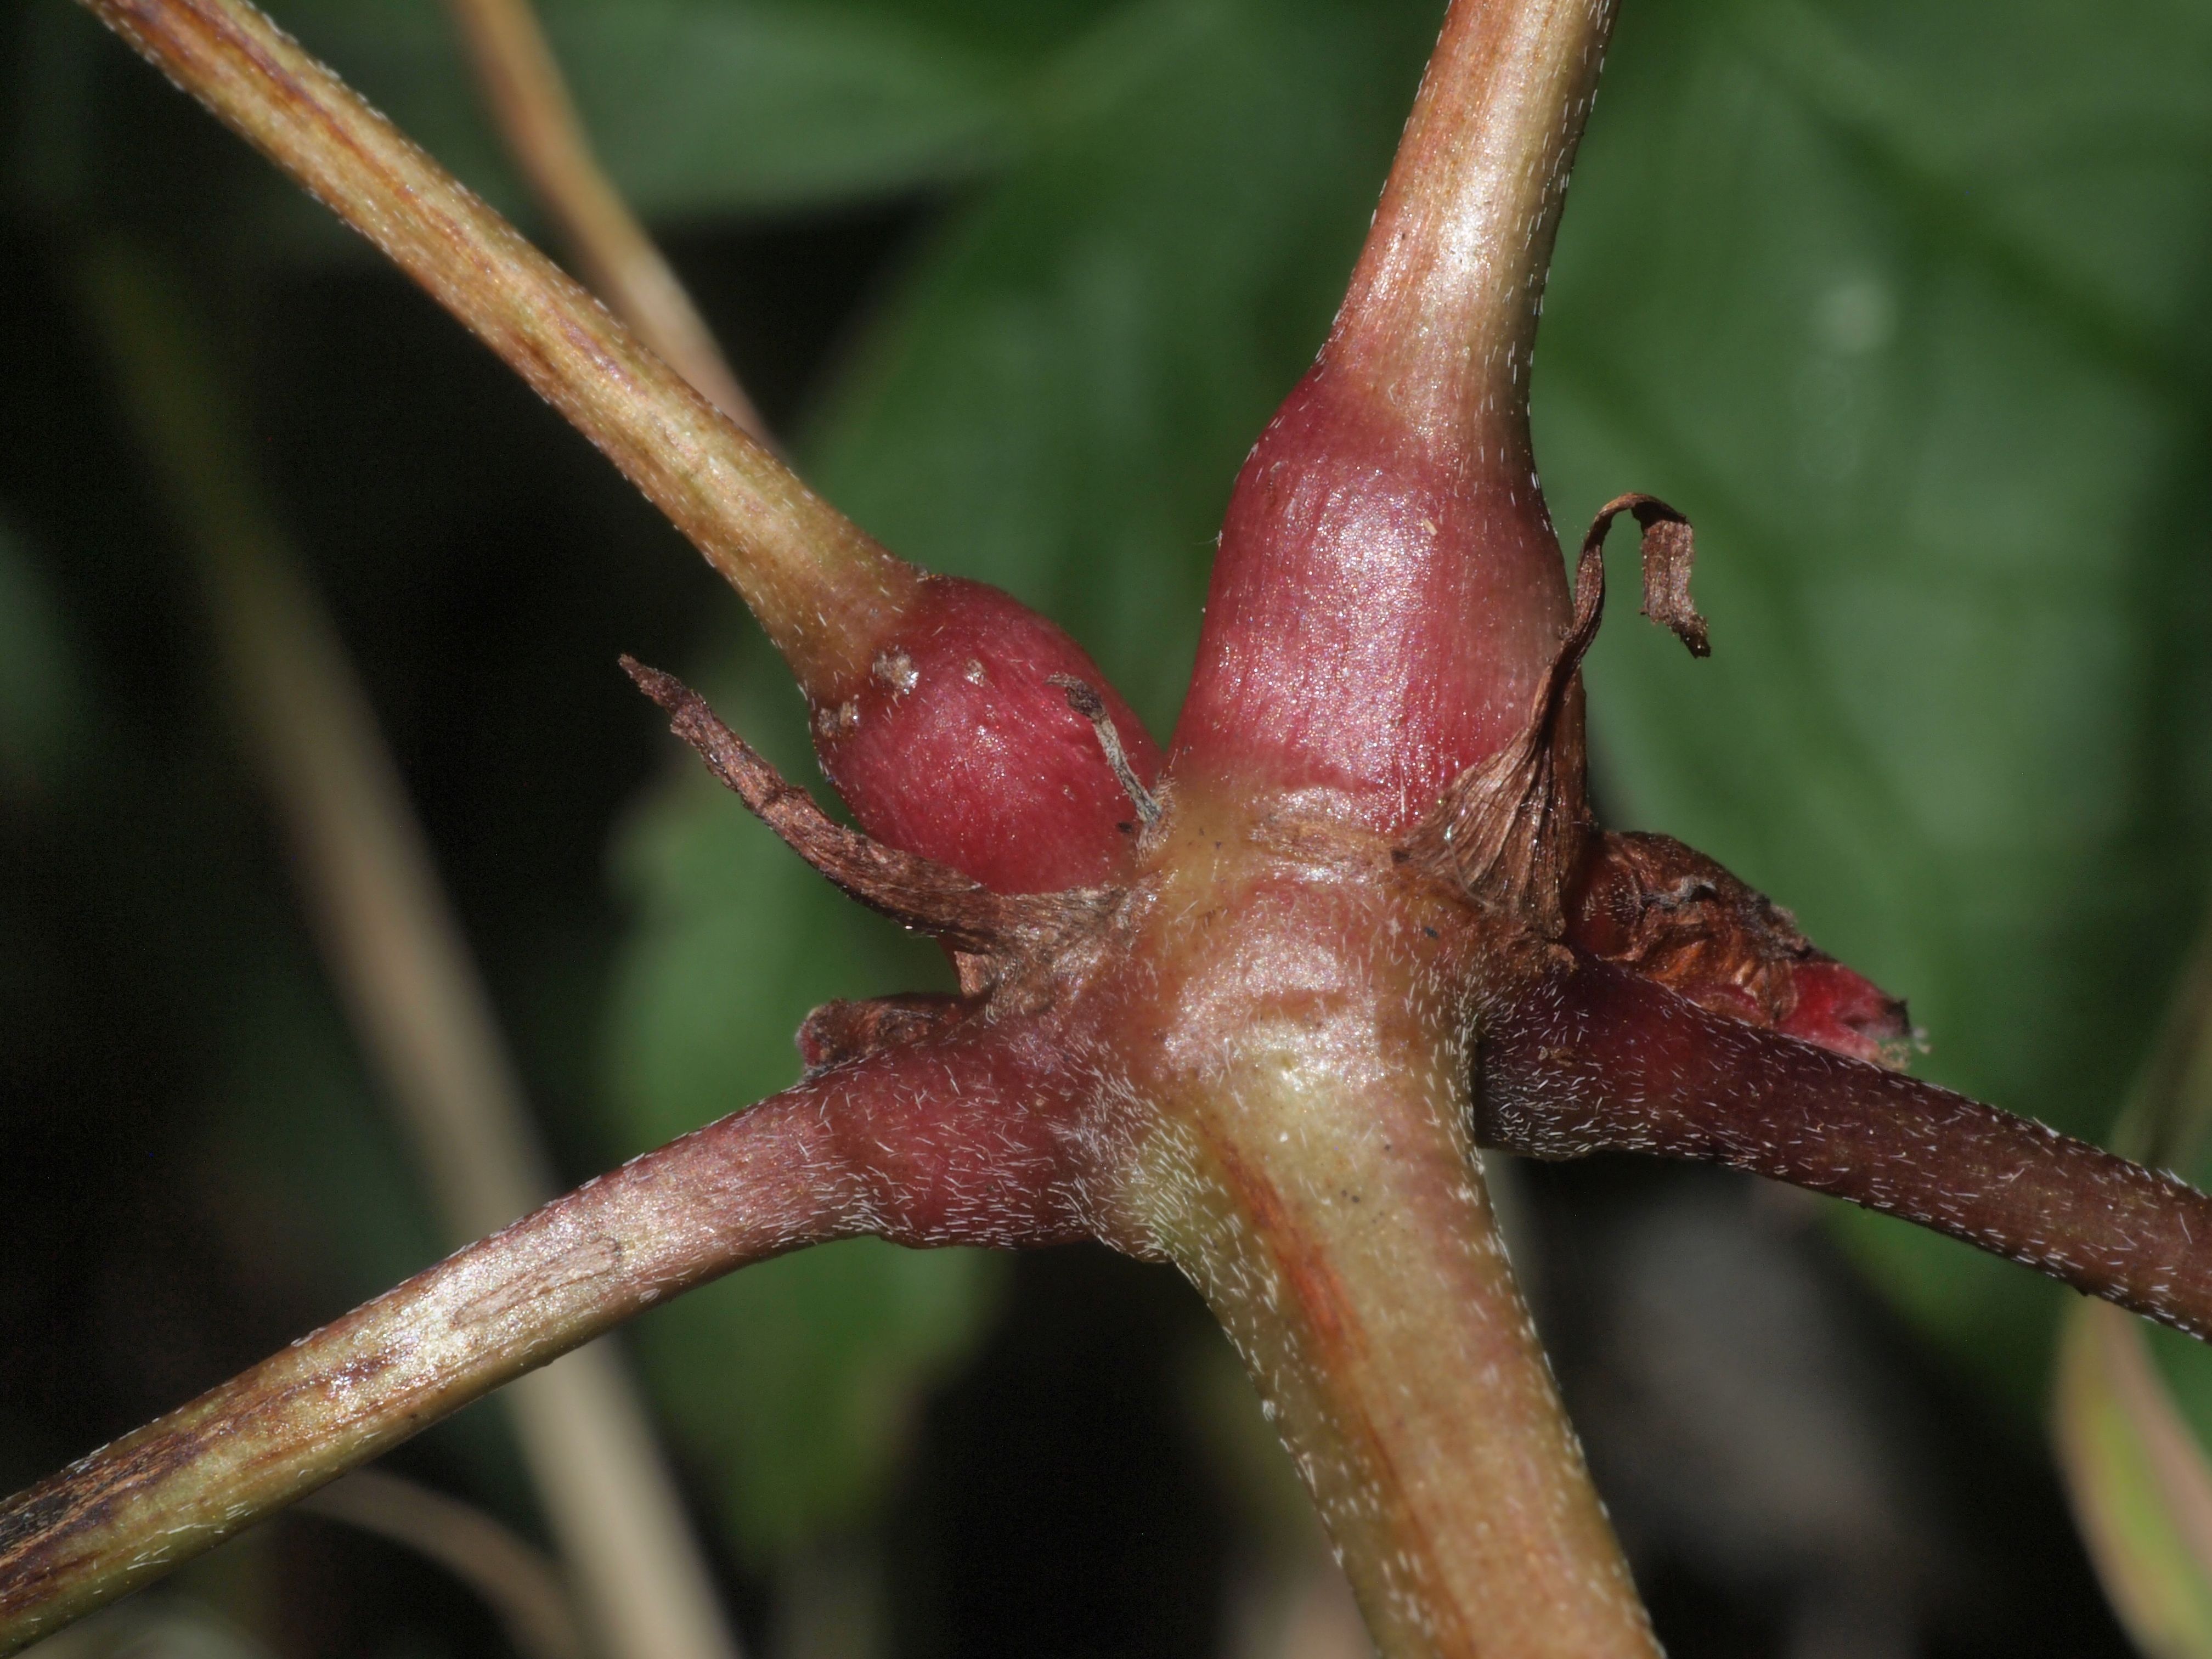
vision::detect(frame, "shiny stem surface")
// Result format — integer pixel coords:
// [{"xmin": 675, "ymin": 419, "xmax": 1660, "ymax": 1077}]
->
[{"xmin": 1174, "ymin": 0, "xmax": 1616, "ymax": 828}]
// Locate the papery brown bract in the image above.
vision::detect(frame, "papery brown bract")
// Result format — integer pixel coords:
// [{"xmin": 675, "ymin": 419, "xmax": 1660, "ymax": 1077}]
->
[{"xmin": 1566, "ymin": 831, "xmax": 1912, "ymax": 1066}]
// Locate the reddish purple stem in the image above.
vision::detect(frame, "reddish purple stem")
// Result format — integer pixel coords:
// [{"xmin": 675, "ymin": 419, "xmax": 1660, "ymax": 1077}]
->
[
  {"xmin": 1482, "ymin": 957, "xmax": 2212, "ymax": 1341},
  {"xmin": 0, "ymin": 1027, "xmax": 1096, "ymax": 1647}
]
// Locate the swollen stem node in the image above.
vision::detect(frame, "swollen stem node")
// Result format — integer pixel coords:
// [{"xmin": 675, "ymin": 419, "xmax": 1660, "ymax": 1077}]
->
[{"xmin": 1172, "ymin": 0, "xmax": 1617, "ymax": 826}]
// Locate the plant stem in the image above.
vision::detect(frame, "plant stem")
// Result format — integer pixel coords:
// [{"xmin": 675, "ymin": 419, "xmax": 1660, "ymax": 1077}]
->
[
  {"xmin": 77, "ymin": 0, "xmax": 1170, "ymax": 899},
  {"xmin": 1484, "ymin": 959, "xmax": 2212, "ymax": 1340},
  {"xmin": 1116, "ymin": 810, "xmax": 1656, "ymax": 1659},
  {"xmin": 75, "ymin": 0, "xmax": 914, "ymax": 691},
  {"xmin": 1330, "ymin": 0, "xmax": 1613, "ymax": 451},
  {"xmin": 0, "ymin": 1065, "xmax": 918, "ymax": 1654},
  {"xmin": 1172, "ymin": 0, "xmax": 1616, "ymax": 828},
  {"xmin": 442, "ymin": 0, "xmax": 766, "ymax": 439},
  {"xmin": 1156, "ymin": 1075, "xmax": 1655, "ymax": 1658},
  {"xmin": 83, "ymin": 243, "xmax": 747, "ymax": 1659}
]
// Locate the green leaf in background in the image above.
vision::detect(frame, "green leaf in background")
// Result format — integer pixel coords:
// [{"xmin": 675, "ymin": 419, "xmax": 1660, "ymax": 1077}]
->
[
  {"xmin": 605, "ymin": 647, "xmax": 1000, "ymax": 1562},
  {"xmin": 2055, "ymin": 927, "xmax": 2212, "ymax": 1657},
  {"xmin": 270, "ymin": 0, "xmax": 1112, "ymax": 218},
  {"xmin": 598, "ymin": 0, "xmax": 2212, "ymax": 1548},
  {"xmin": 1535, "ymin": 0, "xmax": 2212, "ymax": 1406},
  {"xmin": 0, "ymin": 519, "xmax": 81, "ymax": 800},
  {"xmin": 789, "ymin": 0, "xmax": 2212, "ymax": 1421}
]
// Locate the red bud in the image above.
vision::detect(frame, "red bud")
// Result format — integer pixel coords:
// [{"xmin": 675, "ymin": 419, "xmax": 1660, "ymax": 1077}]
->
[{"xmin": 809, "ymin": 577, "xmax": 1163, "ymax": 893}]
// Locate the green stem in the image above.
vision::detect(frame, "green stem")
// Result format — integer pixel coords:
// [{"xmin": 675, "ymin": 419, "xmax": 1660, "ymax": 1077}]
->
[
  {"xmin": 1115, "ymin": 802, "xmax": 1656, "ymax": 1659},
  {"xmin": 1330, "ymin": 0, "xmax": 1615, "ymax": 455}
]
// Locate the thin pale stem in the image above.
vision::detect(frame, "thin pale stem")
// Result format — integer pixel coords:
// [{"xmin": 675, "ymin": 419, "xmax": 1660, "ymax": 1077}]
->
[
  {"xmin": 76, "ymin": 0, "xmax": 915, "ymax": 691},
  {"xmin": 0, "ymin": 1012, "xmax": 1095, "ymax": 1654},
  {"xmin": 443, "ymin": 0, "xmax": 768, "ymax": 441},
  {"xmin": 83, "ymin": 244, "xmax": 747, "ymax": 1659},
  {"xmin": 1482, "ymin": 958, "xmax": 2212, "ymax": 1342},
  {"xmin": 298, "ymin": 1471, "xmax": 583, "ymax": 1659}
]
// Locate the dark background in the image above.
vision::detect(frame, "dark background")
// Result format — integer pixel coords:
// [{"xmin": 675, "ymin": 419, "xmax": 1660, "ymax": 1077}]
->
[{"xmin": 5, "ymin": 0, "xmax": 2212, "ymax": 1654}]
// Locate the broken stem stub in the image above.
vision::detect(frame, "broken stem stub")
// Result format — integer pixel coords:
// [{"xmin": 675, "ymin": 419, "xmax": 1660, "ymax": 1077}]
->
[{"xmin": 623, "ymin": 657, "xmax": 1110, "ymax": 991}]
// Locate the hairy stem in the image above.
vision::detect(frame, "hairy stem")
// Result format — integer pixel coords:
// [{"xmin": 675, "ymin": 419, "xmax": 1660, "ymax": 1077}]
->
[
  {"xmin": 0, "ymin": 1022, "xmax": 1084, "ymax": 1654},
  {"xmin": 1154, "ymin": 1075, "xmax": 1654, "ymax": 1658},
  {"xmin": 76, "ymin": 0, "xmax": 912, "ymax": 690},
  {"xmin": 1115, "ymin": 810, "xmax": 1655, "ymax": 1659},
  {"xmin": 1483, "ymin": 958, "xmax": 2212, "ymax": 1341},
  {"xmin": 77, "ymin": 0, "xmax": 1166, "ymax": 896},
  {"xmin": 443, "ymin": 0, "xmax": 766, "ymax": 439},
  {"xmin": 1331, "ymin": 0, "xmax": 1613, "ymax": 448},
  {"xmin": 0, "ymin": 1087, "xmax": 836, "ymax": 1651}
]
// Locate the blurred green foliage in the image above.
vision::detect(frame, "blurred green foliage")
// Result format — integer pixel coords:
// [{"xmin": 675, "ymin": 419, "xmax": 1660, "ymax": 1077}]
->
[
  {"xmin": 5, "ymin": 0, "xmax": 2212, "ymax": 1641},
  {"xmin": 0, "ymin": 520, "xmax": 80, "ymax": 797},
  {"xmin": 1545, "ymin": 0, "xmax": 2212, "ymax": 1408}
]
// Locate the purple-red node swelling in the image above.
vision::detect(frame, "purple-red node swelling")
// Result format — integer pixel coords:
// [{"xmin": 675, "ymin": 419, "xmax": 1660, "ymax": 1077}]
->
[{"xmin": 811, "ymin": 577, "xmax": 1163, "ymax": 894}]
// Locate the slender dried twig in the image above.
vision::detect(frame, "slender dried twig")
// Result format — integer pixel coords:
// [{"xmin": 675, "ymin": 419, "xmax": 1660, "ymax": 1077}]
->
[
  {"xmin": 1482, "ymin": 958, "xmax": 2212, "ymax": 1341},
  {"xmin": 82, "ymin": 245, "xmax": 746, "ymax": 1659},
  {"xmin": 300, "ymin": 1471, "xmax": 584, "ymax": 1659},
  {"xmin": 74, "ymin": 0, "xmax": 916, "ymax": 691},
  {"xmin": 442, "ymin": 0, "xmax": 767, "ymax": 439}
]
